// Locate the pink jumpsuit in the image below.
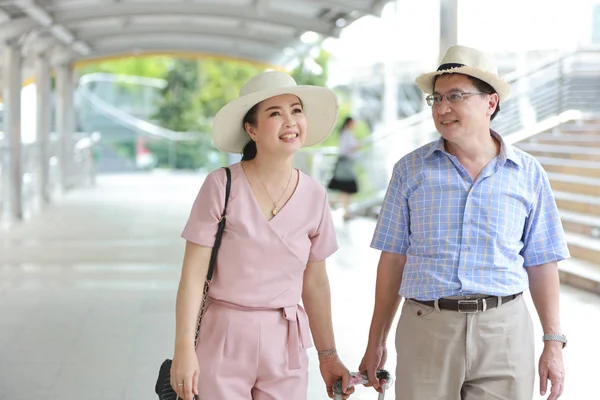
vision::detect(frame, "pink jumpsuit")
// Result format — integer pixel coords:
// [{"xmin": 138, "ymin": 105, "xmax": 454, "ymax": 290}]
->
[{"xmin": 181, "ymin": 162, "xmax": 338, "ymax": 400}]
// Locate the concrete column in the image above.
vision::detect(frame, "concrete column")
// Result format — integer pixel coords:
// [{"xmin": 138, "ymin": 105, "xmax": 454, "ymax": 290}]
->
[
  {"xmin": 36, "ymin": 55, "xmax": 51, "ymax": 203},
  {"xmin": 439, "ymin": 0, "xmax": 459, "ymax": 62},
  {"xmin": 55, "ymin": 62, "xmax": 75, "ymax": 191},
  {"xmin": 3, "ymin": 43, "xmax": 23, "ymax": 221}
]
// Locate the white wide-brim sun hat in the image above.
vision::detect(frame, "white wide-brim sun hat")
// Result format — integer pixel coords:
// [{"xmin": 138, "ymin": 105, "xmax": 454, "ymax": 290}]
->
[
  {"xmin": 212, "ymin": 70, "xmax": 339, "ymax": 154},
  {"xmin": 415, "ymin": 45, "xmax": 511, "ymax": 102}
]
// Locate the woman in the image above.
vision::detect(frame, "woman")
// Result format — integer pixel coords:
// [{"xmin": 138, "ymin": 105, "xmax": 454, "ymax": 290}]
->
[
  {"xmin": 170, "ymin": 71, "xmax": 354, "ymax": 400},
  {"xmin": 327, "ymin": 117, "xmax": 359, "ymax": 221}
]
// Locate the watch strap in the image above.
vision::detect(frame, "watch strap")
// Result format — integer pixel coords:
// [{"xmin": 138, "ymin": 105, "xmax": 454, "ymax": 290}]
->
[{"xmin": 543, "ymin": 333, "xmax": 567, "ymax": 348}]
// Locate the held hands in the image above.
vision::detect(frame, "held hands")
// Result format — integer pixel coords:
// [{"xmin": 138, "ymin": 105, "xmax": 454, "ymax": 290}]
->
[
  {"xmin": 170, "ymin": 348, "xmax": 200, "ymax": 400},
  {"xmin": 358, "ymin": 343, "xmax": 388, "ymax": 393},
  {"xmin": 319, "ymin": 354, "xmax": 355, "ymax": 399}
]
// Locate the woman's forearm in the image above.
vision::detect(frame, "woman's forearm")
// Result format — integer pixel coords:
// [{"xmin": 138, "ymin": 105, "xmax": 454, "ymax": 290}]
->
[
  {"xmin": 174, "ymin": 281, "xmax": 204, "ymax": 352},
  {"xmin": 174, "ymin": 241, "xmax": 213, "ymax": 353},
  {"xmin": 302, "ymin": 260, "xmax": 336, "ymax": 352}
]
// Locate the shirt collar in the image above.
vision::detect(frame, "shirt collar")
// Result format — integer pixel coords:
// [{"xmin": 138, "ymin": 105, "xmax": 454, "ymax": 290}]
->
[
  {"xmin": 493, "ymin": 130, "xmax": 522, "ymax": 169},
  {"xmin": 424, "ymin": 136, "xmax": 445, "ymax": 158},
  {"xmin": 424, "ymin": 130, "xmax": 523, "ymax": 169}
]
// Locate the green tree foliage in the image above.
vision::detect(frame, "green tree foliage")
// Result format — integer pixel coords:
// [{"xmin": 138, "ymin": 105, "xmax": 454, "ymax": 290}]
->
[
  {"xmin": 148, "ymin": 58, "xmax": 264, "ymax": 169},
  {"xmin": 148, "ymin": 58, "xmax": 205, "ymax": 169},
  {"xmin": 152, "ymin": 59, "xmax": 199, "ymax": 132},
  {"xmin": 78, "ymin": 56, "xmax": 172, "ymax": 79},
  {"xmin": 194, "ymin": 59, "xmax": 265, "ymax": 126}
]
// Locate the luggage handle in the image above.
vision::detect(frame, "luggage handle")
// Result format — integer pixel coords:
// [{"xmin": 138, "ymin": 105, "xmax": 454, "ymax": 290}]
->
[{"xmin": 333, "ymin": 370, "xmax": 393, "ymax": 400}]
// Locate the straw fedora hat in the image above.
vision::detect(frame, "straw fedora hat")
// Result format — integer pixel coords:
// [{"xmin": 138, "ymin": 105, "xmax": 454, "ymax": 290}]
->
[
  {"xmin": 212, "ymin": 71, "xmax": 339, "ymax": 154},
  {"xmin": 415, "ymin": 45, "xmax": 510, "ymax": 102}
]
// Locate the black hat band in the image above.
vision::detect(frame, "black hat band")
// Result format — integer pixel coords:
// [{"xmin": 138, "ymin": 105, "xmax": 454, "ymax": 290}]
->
[{"xmin": 437, "ymin": 63, "xmax": 466, "ymax": 71}]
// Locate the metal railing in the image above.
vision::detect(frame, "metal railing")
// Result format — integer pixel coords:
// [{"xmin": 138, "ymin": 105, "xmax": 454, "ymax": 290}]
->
[
  {"xmin": 78, "ymin": 73, "xmax": 200, "ymax": 141},
  {"xmin": 296, "ymin": 47, "xmax": 600, "ymax": 215},
  {"xmin": 77, "ymin": 72, "xmax": 222, "ymax": 171}
]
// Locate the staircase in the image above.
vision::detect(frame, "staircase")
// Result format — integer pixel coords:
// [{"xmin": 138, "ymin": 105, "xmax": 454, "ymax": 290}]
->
[{"xmin": 515, "ymin": 118, "xmax": 600, "ymax": 293}]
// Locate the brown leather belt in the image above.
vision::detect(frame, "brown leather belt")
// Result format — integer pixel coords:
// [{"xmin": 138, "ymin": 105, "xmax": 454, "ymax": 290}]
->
[{"xmin": 410, "ymin": 293, "xmax": 522, "ymax": 313}]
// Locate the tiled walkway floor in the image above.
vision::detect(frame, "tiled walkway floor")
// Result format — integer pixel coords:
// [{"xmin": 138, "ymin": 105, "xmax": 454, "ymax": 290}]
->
[{"xmin": 0, "ymin": 172, "xmax": 597, "ymax": 400}]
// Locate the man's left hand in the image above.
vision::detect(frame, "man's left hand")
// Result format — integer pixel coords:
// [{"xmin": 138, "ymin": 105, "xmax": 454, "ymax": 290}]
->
[{"xmin": 539, "ymin": 342, "xmax": 565, "ymax": 400}]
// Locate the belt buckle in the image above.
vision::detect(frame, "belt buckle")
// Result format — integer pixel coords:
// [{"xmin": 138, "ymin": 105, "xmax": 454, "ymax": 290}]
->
[{"xmin": 457, "ymin": 299, "xmax": 480, "ymax": 313}]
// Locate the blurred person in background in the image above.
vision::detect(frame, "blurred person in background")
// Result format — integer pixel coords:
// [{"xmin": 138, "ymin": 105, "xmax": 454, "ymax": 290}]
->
[{"xmin": 328, "ymin": 116, "xmax": 360, "ymax": 221}]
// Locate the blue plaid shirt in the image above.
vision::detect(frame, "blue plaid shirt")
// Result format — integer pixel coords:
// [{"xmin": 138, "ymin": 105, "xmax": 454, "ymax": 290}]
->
[{"xmin": 371, "ymin": 131, "xmax": 570, "ymax": 301}]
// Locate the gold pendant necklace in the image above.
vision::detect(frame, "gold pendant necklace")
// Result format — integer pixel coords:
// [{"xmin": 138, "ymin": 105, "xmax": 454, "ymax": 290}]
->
[{"xmin": 255, "ymin": 164, "xmax": 293, "ymax": 216}]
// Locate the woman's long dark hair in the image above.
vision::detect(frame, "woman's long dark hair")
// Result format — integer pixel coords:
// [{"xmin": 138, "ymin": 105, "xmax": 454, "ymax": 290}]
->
[{"xmin": 241, "ymin": 103, "xmax": 260, "ymax": 161}]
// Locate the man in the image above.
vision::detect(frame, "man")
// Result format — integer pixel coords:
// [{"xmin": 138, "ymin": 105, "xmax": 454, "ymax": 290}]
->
[{"xmin": 359, "ymin": 45, "xmax": 570, "ymax": 400}]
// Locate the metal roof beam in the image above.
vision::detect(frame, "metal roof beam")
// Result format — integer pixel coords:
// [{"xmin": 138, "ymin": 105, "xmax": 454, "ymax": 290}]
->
[
  {"xmin": 254, "ymin": 0, "xmax": 270, "ymax": 16},
  {"xmin": 0, "ymin": 7, "xmax": 11, "ymax": 23},
  {"xmin": 301, "ymin": 0, "xmax": 371, "ymax": 15},
  {"xmin": 371, "ymin": 0, "xmax": 390, "ymax": 16},
  {"xmin": 79, "ymin": 44, "xmax": 278, "ymax": 66},
  {"xmin": 12, "ymin": 0, "xmax": 91, "ymax": 55},
  {"xmin": 75, "ymin": 25, "xmax": 300, "ymax": 48},
  {"xmin": 92, "ymin": 33, "xmax": 289, "ymax": 55},
  {"xmin": 0, "ymin": 3, "xmax": 339, "ymax": 42}
]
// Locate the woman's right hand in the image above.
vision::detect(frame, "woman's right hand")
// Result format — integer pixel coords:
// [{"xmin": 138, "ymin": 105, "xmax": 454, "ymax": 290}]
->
[{"xmin": 170, "ymin": 348, "xmax": 200, "ymax": 400}]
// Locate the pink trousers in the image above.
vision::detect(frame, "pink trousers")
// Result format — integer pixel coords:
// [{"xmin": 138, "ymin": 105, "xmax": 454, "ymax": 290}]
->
[{"xmin": 196, "ymin": 300, "xmax": 311, "ymax": 400}]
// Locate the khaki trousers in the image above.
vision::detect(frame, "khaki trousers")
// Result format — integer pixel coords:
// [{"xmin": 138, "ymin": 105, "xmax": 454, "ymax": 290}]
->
[{"xmin": 395, "ymin": 295, "xmax": 535, "ymax": 400}]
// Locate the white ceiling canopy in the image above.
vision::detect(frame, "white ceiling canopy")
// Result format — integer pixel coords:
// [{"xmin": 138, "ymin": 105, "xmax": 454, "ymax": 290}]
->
[{"xmin": 0, "ymin": 0, "xmax": 390, "ymax": 70}]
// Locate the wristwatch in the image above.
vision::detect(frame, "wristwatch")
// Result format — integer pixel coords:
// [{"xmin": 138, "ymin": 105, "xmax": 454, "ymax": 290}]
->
[{"xmin": 543, "ymin": 333, "xmax": 567, "ymax": 348}]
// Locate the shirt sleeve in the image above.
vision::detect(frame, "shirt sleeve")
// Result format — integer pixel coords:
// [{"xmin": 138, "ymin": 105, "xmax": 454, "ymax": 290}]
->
[
  {"xmin": 308, "ymin": 191, "xmax": 339, "ymax": 261},
  {"xmin": 520, "ymin": 168, "xmax": 570, "ymax": 267},
  {"xmin": 181, "ymin": 169, "xmax": 227, "ymax": 247},
  {"xmin": 370, "ymin": 164, "xmax": 410, "ymax": 254}
]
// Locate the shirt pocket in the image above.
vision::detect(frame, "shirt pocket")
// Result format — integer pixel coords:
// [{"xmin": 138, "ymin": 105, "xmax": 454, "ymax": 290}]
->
[
  {"xmin": 408, "ymin": 187, "xmax": 464, "ymax": 243},
  {"xmin": 485, "ymin": 190, "xmax": 529, "ymax": 244}
]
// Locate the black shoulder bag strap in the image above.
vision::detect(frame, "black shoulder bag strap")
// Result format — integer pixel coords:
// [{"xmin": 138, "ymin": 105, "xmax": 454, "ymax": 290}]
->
[
  {"xmin": 194, "ymin": 166, "xmax": 231, "ymax": 346},
  {"xmin": 207, "ymin": 166, "xmax": 231, "ymax": 282}
]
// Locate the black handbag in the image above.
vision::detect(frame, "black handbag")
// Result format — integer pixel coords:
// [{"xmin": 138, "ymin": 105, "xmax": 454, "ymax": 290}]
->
[{"xmin": 155, "ymin": 167, "xmax": 232, "ymax": 400}]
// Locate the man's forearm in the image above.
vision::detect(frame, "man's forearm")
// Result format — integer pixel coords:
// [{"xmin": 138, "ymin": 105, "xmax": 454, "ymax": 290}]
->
[
  {"xmin": 526, "ymin": 261, "xmax": 562, "ymax": 335},
  {"xmin": 368, "ymin": 252, "xmax": 405, "ymax": 346}
]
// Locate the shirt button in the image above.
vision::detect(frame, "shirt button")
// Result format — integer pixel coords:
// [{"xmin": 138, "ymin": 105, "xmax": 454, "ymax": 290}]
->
[{"xmin": 465, "ymin": 246, "xmax": 470, "ymax": 252}]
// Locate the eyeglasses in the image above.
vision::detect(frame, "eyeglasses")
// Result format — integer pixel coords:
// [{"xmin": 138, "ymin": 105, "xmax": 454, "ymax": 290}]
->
[{"xmin": 425, "ymin": 91, "xmax": 486, "ymax": 107}]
